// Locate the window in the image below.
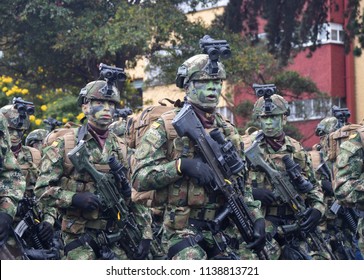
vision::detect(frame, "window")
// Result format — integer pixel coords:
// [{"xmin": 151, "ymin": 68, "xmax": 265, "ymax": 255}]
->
[{"xmin": 287, "ymin": 98, "xmax": 333, "ymax": 121}]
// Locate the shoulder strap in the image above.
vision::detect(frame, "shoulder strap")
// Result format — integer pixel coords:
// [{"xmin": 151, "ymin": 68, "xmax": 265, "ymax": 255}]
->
[
  {"xmin": 63, "ymin": 128, "xmax": 78, "ymax": 175},
  {"xmin": 27, "ymin": 146, "xmax": 42, "ymax": 166}
]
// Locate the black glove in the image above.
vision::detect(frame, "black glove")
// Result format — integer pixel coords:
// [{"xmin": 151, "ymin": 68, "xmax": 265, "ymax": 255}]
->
[
  {"xmin": 246, "ymin": 218, "xmax": 266, "ymax": 252},
  {"xmin": 179, "ymin": 158, "xmax": 214, "ymax": 185},
  {"xmin": 252, "ymin": 188, "xmax": 275, "ymax": 206},
  {"xmin": 321, "ymin": 179, "xmax": 334, "ymax": 197},
  {"xmin": 24, "ymin": 248, "xmax": 59, "ymax": 260},
  {"xmin": 37, "ymin": 221, "xmax": 54, "ymax": 244},
  {"xmin": 71, "ymin": 192, "xmax": 101, "ymax": 211},
  {"xmin": 0, "ymin": 212, "xmax": 13, "ymax": 245},
  {"xmin": 133, "ymin": 239, "xmax": 151, "ymax": 260},
  {"xmin": 300, "ymin": 208, "xmax": 322, "ymax": 233}
]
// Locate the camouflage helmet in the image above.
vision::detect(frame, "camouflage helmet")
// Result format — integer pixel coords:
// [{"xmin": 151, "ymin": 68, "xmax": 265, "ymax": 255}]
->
[
  {"xmin": 176, "ymin": 54, "xmax": 226, "ymax": 88},
  {"xmin": 253, "ymin": 94, "xmax": 290, "ymax": 118},
  {"xmin": 77, "ymin": 80, "xmax": 120, "ymax": 107},
  {"xmin": 0, "ymin": 104, "xmax": 30, "ymax": 130},
  {"xmin": 25, "ymin": 128, "xmax": 48, "ymax": 146},
  {"xmin": 315, "ymin": 117, "xmax": 338, "ymax": 136}
]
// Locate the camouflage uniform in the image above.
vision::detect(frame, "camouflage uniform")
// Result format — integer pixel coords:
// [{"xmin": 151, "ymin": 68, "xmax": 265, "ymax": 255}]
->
[
  {"xmin": 35, "ymin": 80, "xmax": 153, "ymax": 260},
  {"xmin": 244, "ymin": 94, "xmax": 326, "ymax": 259},
  {"xmin": 333, "ymin": 125, "xmax": 364, "ymax": 257},
  {"xmin": 0, "ymin": 112, "xmax": 25, "ymax": 258},
  {"xmin": 312, "ymin": 117, "xmax": 359, "ymax": 259},
  {"xmin": 132, "ymin": 54, "xmax": 265, "ymax": 260},
  {"xmin": 0, "ymin": 105, "xmax": 41, "ymax": 193}
]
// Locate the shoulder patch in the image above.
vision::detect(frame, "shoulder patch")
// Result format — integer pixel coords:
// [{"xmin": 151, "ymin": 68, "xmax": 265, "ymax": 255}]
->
[
  {"xmin": 51, "ymin": 141, "xmax": 59, "ymax": 147},
  {"xmin": 151, "ymin": 122, "xmax": 160, "ymax": 129}
]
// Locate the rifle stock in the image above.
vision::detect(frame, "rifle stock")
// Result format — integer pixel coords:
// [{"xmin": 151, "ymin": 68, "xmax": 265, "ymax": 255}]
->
[{"xmin": 172, "ymin": 104, "xmax": 269, "ymax": 260}]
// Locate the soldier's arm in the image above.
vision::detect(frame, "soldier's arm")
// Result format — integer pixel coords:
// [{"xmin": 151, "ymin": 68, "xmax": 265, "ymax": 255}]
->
[
  {"xmin": 334, "ymin": 133, "xmax": 364, "ymax": 208},
  {"xmin": 34, "ymin": 138, "xmax": 75, "ymax": 225},
  {"xmin": 131, "ymin": 119, "xmax": 181, "ymax": 192},
  {"xmin": 130, "ymin": 202, "xmax": 153, "ymax": 240}
]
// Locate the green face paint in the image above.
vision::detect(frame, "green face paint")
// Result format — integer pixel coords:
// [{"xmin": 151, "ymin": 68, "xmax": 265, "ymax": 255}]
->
[
  {"xmin": 259, "ymin": 114, "xmax": 284, "ymax": 137},
  {"xmin": 8, "ymin": 128, "xmax": 24, "ymax": 146},
  {"xmin": 87, "ymin": 100, "xmax": 116, "ymax": 129},
  {"xmin": 186, "ymin": 80, "xmax": 222, "ymax": 111}
]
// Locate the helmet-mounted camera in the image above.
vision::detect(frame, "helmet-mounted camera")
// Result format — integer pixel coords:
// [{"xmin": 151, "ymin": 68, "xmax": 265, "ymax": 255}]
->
[
  {"xmin": 199, "ymin": 35, "xmax": 231, "ymax": 75},
  {"xmin": 12, "ymin": 97, "xmax": 34, "ymax": 129},
  {"xmin": 99, "ymin": 63, "xmax": 126, "ymax": 98},
  {"xmin": 253, "ymin": 84, "xmax": 277, "ymax": 114},
  {"xmin": 332, "ymin": 105, "xmax": 350, "ymax": 129}
]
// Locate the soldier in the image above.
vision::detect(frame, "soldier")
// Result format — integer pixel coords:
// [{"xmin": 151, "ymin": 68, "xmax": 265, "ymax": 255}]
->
[
  {"xmin": 243, "ymin": 93, "xmax": 327, "ymax": 259},
  {"xmin": 25, "ymin": 128, "xmax": 48, "ymax": 153},
  {"xmin": 131, "ymin": 54, "xmax": 267, "ymax": 260},
  {"xmin": 34, "ymin": 80, "xmax": 153, "ymax": 260},
  {"xmin": 0, "ymin": 104, "xmax": 41, "ymax": 195},
  {"xmin": 332, "ymin": 122, "xmax": 364, "ymax": 258},
  {"xmin": 0, "ymin": 112, "xmax": 25, "ymax": 259}
]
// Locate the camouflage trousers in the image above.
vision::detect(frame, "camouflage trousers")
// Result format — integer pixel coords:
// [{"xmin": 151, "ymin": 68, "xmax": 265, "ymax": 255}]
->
[{"xmin": 62, "ymin": 230, "xmax": 128, "ymax": 260}]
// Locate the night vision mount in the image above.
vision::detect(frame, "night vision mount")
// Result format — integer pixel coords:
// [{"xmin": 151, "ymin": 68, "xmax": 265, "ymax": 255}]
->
[
  {"xmin": 99, "ymin": 63, "xmax": 127, "ymax": 97},
  {"xmin": 253, "ymin": 83, "xmax": 277, "ymax": 114},
  {"xmin": 12, "ymin": 97, "xmax": 35, "ymax": 128},
  {"xmin": 332, "ymin": 105, "xmax": 350, "ymax": 129},
  {"xmin": 199, "ymin": 35, "xmax": 231, "ymax": 75}
]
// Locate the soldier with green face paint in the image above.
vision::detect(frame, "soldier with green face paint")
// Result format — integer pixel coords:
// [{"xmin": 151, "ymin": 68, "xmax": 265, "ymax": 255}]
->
[
  {"xmin": 132, "ymin": 54, "xmax": 268, "ymax": 260},
  {"xmin": 243, "ymin": 93, "xmax": 326, "ymax": 259},
  {"xmin": 35, "ymin": 79, "xmax": 153, "ymax": 260}
]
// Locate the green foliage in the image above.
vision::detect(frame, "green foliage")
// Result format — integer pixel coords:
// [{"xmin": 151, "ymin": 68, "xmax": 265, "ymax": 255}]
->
[{"xmin": 236, "ymin": 100, "xmax": 254, "ymax": 118}]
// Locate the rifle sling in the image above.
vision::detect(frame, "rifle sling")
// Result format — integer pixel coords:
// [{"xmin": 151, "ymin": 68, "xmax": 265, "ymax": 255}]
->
[{"xmin": 64, "ymin": 233, "xmax": 101, "ymax": 259}]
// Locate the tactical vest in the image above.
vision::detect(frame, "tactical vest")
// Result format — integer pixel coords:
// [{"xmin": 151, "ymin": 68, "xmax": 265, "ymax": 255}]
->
[
  {"xmin": 18, "ymin": 146, "xmax": 41, "ymax": 189},
  {"xmin": 52, "ymin": 127, "xmax": 129, "ymax": 234},
  {"xmin": 327, "ymin": 124, "xmax": 364, "ymax": 162},
  {"xmin": 242, "ymin": 133, "xmax": 307, "ymax": 217},
  {"xmin": 150, "ymin": 108, "xmax": 241, "ymax": 230}
]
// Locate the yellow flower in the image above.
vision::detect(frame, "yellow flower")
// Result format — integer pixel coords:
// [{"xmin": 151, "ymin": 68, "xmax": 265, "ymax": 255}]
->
[
  {"xmin": 21, "ymin": 89, "xmax": 29, "ymax": 95},
  {"xmin": 35, "ymin": 119, "xmax": 42, "ymax": 126},
  {"xmin": 40, "ymin": 105, "xmax": 48, "ymax": 111},
  {"xmin": 3, "ymin": 77, "xmax": 13, "ymax": 84},
  {"xmin": 2, "ymin": 87, "xmax": 8, "ymax": 92},
  {"xmin": 29, "ymin": 115, "xmax": 36, "ymax": 122},
  {"xmin": 76, "ymin": 112, "xmax": 85, "ymax": 121},
  {"xmin": 62, "ymin": 118, "xmax": 68, "ymax": 123}
]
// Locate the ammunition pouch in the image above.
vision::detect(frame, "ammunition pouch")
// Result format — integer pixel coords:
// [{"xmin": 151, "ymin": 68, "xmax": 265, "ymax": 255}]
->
[{"xmin": 265, "ymin": 205, "xmax": 295, "ymax": 218}]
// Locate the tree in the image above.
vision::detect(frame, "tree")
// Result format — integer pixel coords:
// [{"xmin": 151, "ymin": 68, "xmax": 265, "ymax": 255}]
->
[{"xmin": 222, "ymin": 0, "xmax": 364, "ymax": 66}]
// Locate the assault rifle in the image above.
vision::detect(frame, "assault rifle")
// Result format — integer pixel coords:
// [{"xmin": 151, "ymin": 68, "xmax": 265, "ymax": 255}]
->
[
  {"xmin": 14, "ymin": 196, "xmax": 62, "ymax": 260},
  {"xmin": 67, "ymin": 141, "xmax": 163, "ymax": 259},
  {"xmin": 172, "ymin": 103, "xmax": 270, "ymax": 260},
  {"xmin": 245, "ymin": 134, "xmax": 337, "ymax": 259}
]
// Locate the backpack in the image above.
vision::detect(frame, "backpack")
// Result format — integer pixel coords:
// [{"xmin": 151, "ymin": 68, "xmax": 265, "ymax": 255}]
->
[
  {"xmin": 327, "ymin": 123, "xmax": 363, "ymax": 162},
  {"xmin": 126, "ymin": 98, "xmax": 182, "ymax": 149},
  {"xmin": 44, "ymin": 121, "xmax": 81, "ymax": 147}
]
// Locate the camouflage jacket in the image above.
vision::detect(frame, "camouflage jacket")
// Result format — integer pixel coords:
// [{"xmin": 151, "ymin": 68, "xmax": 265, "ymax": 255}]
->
[
  {"xmin": 243, "ymin": 132, "xmax": 325, "ymax": 217},
  {"xmin": 0, "ymin": 113, "xmax": 25, "ymax": 218},
  {"xmin": 34, "ymin": 124, "xmax": 152, "ymax": 239},
  {"xmin": 131, "ymin": 108, "xmax": 263, "ymax": 231},
  {"xmin": 334, "ymin": 130, "xmax": 364, "ymax": 210},
  {"xmin": 16, "ymin": 145, "xmax": 41, "ymax": 191}
]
